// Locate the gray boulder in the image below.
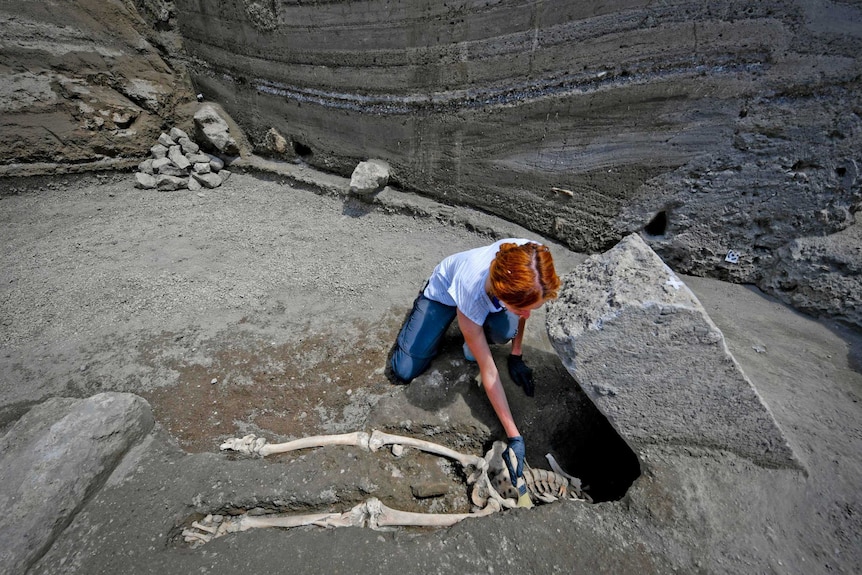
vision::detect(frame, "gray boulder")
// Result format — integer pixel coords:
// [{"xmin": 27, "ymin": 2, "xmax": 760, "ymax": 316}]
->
[
  {"xmin": 157, "ymin": 132, "xmax": 175, "ymax": 148},
  {"xmin": 194, "ymin": 104, "xmax": 239, "ymax": 155},
  {"xmin": 206, "ymin": 153, "xmax": 225, "ymax": 172},
  {"xmin": 134, "ymin": 172, "xmax": 156, "ymax": 189},
  {"xmin": 761, "ymin": 221, "xmax": 862, "ymax": 329},
  {"xmin": 546, "ymin": 233, "xmax": 801, "ymax": 470},
  {"xmin": 167, "ymin": 145, "xmax": 191, "ymax": 170},
  {"xmin": 0, "ymin": 393, "xmax": 154, "ymax": 575},
  {"xmin": 349, "ymin": 159, "xmax": 390, "ymax": 197},
  {"xmin": 169, "ymin": 126, "xmax": 190, "ymax": 142},
  {"xmin": 149, "ymin": 143, "xmax": 168, "ymax": 159},
  {"xmin": 192, "ymin": 171, "xmax": 223, "ymax": 189},
  {"xmin": 156, "ymin": 174, "xmax": 187, "ymax": 191}
]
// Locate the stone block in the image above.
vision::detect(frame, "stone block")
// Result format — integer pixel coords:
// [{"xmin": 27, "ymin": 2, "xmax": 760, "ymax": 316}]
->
[
  {"xmin": 169, "ymin": 126, "xmax": 190, "ymax": 141},
  {"xmin": 151, "ymin": 157, "xmax": 171, "ymax": 171},
  {"xmin": 157, "ymin": 132, "xmax": 175, "ymax": 147},
  {"xmin": 168, "ymin": 145, "xmax": 191, "ymax": 170},
  {"xmin": 0, "ymin": 393, "xmax": 154, "ymax": 574},
  {"xmin": 156, "ymin": 174, "xmax": 187, "ymax": 191},
  {"xmin": 157, "ymin": 163, "xmax": 187, "ymax": 177},
  {"xmin": 149, "ymin": 143, "xmax": 168, "ymax": 159},
  {"xmin": 546, "ymin": 233, "xmax": 801, "ymax": 470},
  {"xmin": 194, "ymin": 104, "xmax": 239, "ymax": 155},
  {"xmin": 179, "ymin": 137, "xmax": 200, "ymax": 154}
]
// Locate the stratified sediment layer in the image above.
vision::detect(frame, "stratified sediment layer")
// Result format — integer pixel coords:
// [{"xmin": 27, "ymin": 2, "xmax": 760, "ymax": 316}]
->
[{"xmin": 174, "ymin": 1, "xmax": 862, "ymax": 325}]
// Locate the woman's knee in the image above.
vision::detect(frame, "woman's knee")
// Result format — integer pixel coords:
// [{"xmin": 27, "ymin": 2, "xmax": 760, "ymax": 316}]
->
[{"xmin": 390, "ymin": 347, "xmax": 428, "ymax": 382}]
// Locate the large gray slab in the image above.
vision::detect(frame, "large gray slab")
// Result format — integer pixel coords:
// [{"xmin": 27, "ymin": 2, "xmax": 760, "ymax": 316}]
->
[
  {"xmin": 546, "ymin": 233, "xmax": 801, "ymax": 470},
  {"xmin": 0, "ymin": 392, "xmax": 154, "ymax": 575}
]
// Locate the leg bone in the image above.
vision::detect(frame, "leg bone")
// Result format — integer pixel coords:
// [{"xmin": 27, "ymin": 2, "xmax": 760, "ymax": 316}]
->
[
  {"xmin": 366, "ymin": 497, "xmax": 501, "ymax": 528},
  {"xmin": 368, "ymin": 430, "xmax": 486, "ymax": 477},
  {"xmin": 221, "ymin": 431, "xmax": 372, "ymax": 457}
]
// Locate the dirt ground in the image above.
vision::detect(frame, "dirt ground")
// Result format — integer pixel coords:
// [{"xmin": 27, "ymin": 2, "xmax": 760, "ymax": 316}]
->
[{"xmin": 1, "ymin": 168, "xmax": 860, "ymax": 574}]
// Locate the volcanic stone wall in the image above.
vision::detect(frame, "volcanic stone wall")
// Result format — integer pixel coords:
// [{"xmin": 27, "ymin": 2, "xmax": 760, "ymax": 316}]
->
[
  {"xmin": 0, "ymin": 0, "xmax": 195, "ymax": 174},
  {"xmin": 1, "ymin": 1, "xmax": 858, "ymax": 325},
  {"xmin": 173, "ymin": 0, "xmax": 861, "ymax": 326}
]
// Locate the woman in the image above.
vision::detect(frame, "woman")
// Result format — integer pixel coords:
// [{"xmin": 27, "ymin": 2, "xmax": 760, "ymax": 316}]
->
[{"xmin": 391, "ymin": 238, "xmax": 561, "ymax": 490}]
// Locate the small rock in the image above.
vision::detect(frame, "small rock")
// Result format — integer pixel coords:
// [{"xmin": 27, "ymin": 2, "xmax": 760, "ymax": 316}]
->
[
  {"xmin": 193, "ymin": 162, "xmax": 211, "ymax": 174},
  {"xmin": 207, "ymin": 154, "xmax": 224, "ymax": 172},
  {"xmin": 138, "ymin": 158, "xmax": 154, "ymax": 175},
  {"xmin": 188, "ymin": 176, "xmax": 202, "ymax": 192},
  {"xmin": 157, "ymin": 163, "xmax": 187, "ymax": 177},
  {"xmin": 134, "ymin": 172, "xmax": 156, "ymax": 189},
  {"xmin": 156, "ymin": 175, "xmax": 187, "ymax": 191},
  {"xmin": 168, "ymin": 145, "xmax": 191, "ymax": 170},
  {"xmin": 411, "ymin": 482, "xmax": 449, "ymax": 499},
  {"xmin": 157, "ymin": 132, "xmax": 175, "ymax": 147},
  {"xmin": 150, "ymin": 143, "xmax": 169, "ymax": 159},
  {"xmin": 265, "ymin": 127, "xmax": 288, "ymax": 154},
  {"xmin": 219, "ymin": 169, "xmax": 232, "ymax": 184},
  {"xmin": 169, "ymin": 127, "xmax": 190, "ymax": 141},
  {"xmin": 179, "ymin": 137, "xmax": 200, "ymax": 154},
  {"xmin": 350, "ymin": 159, "xmax": 390, "ymax": 197},
  {"xmin": 192, "ymin": 171, "xmax": 222, "ymax": 189},
  {"xmin": 186, "ymin": 153, "xmax": 210, "ymax": 164},
  {"xmin": 151, "ymin": 157, "xmax": 171, "ymax": 171}
]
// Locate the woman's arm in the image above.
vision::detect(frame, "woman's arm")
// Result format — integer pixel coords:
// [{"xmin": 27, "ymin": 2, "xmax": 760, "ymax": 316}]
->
[
  {"xmin": 510, "ymin": 316, "xmax": 528, "ymax": 356},
  {"xmin": 457, "ymin": 309, "xmax": 520, "ymax": 438}
]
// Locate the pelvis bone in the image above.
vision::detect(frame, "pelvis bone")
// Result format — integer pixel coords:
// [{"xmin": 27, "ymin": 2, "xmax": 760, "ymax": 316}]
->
[{"xmin": 182, "ymin": 430, "xmax": 587, "ymax": 547}]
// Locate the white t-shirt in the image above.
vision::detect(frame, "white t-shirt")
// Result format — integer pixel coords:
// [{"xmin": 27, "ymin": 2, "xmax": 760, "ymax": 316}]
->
[{"xmin": 424, "ymin": 238, "xmax": 532, "ymax": 325}]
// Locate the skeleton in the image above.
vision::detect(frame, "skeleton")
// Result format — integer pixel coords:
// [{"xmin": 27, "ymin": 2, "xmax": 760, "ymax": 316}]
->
[{"xmin": 182, "ymin": 430, "xmax": 588, "ymax": 547}]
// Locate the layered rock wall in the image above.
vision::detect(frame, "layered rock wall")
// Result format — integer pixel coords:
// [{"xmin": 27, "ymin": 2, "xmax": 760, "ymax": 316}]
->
[
  {"xmin": 1, "ymin": 1, "xmax": 859, "ymax": 326},
  {"xmin": 171, "ymin": 0, "xmax": 861, "ymax": 326},
  {"xmin": 0, "ymin": 0, "xmax": 195, "ymax": 175}
]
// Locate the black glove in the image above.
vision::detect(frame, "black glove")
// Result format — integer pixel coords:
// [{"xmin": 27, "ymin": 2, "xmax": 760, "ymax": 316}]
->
[
  {"xmin": 505, "ymin": 435, "xmax": 527, "ymax": 495},
  {"xmin": 507, "ymin": 354, "xmax": 535, "ymax": 397}
]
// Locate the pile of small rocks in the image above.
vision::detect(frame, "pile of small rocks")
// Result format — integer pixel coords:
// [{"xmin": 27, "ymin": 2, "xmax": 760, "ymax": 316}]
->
[{"xmin": 134, "ymin": 127, "xmax": 231, "ymax": 191}]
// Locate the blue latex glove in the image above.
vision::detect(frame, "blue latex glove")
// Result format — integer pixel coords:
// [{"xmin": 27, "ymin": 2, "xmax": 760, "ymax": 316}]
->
[
  {"xmin": 507, "ymin": 354, "xmax": 535, "ymax": 397},
  {"xmin": 505, "ymin": 435, "xmax": 527, "ymax": 496}
]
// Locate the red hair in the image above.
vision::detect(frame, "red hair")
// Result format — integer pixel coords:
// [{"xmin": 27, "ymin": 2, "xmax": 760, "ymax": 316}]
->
[{"xmin": 489, "ymin": 242, "xmax": 560, "ymax": 308}]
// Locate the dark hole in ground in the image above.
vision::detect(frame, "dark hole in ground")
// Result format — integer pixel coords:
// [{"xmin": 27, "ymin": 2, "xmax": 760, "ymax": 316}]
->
[
  {"xmin": 644, "ymin": 210, "xmax": 668, "ymax": 237},
  {"xmin": 505, "ymin": 348, "xmax": 641, "ymax": 503},
  {"xmin": 293, "ymin": 140, "xmax": 312, "ymax": 157},
  {"xmin": 546, "ymin": 393, "xmax": 641, "ymax": 503},
  {"xmin": 402, "ymin": 338, "xmax": 642, "ymax": 505}
]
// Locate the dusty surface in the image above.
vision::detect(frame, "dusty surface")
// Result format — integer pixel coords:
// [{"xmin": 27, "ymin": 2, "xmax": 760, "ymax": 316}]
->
[
  {"xmin": 1, "ymin": 168, "xmax": 860, "ymax": 573},
  {"xmin": 3, "ymin": 1, "xmax": 859, "ymax": 329}
]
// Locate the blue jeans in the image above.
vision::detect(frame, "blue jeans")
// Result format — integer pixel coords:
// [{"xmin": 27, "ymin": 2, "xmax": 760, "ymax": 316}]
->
[{"xmin": 391, "ymin": 292, "xmax": 518, "ymax": 382}]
